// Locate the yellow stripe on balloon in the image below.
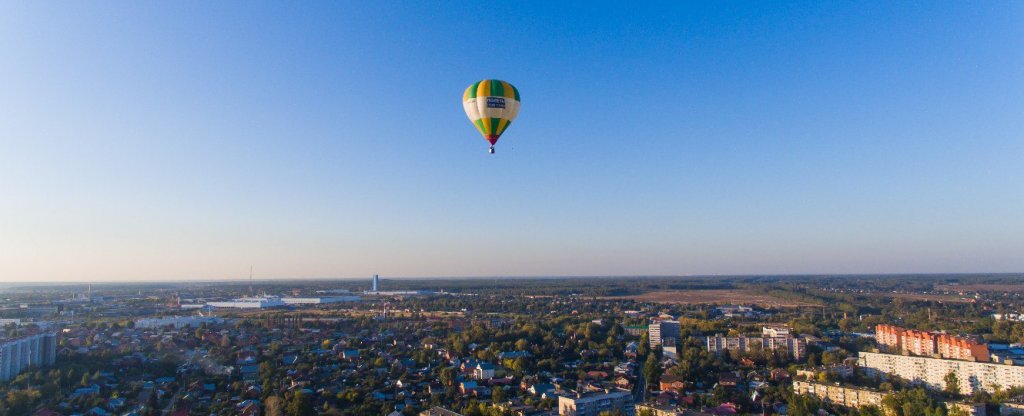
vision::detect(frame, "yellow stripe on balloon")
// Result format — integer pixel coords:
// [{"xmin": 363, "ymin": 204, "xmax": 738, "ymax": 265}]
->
[
  {"xmin": 481, "ymin": 117, "xmax": 491, "ymax": 135},
  {"xmin": 481, "ymin": 80, "xmax": 492, "ymax": 97},
  {"xmin": 495, "ymin": 118, "xmax": 509, "ymax": 135}
]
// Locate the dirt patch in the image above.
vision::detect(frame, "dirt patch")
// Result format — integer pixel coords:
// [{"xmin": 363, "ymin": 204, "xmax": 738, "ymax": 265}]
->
[{"xmin": 608, "ymin": 289, "xmax": 819, "ymax": 307}]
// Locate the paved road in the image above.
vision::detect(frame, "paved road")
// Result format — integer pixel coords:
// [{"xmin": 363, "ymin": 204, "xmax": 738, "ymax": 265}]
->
[{"xmin": 633, "ymin": 373, "xmax": 647, "ymax": 404}]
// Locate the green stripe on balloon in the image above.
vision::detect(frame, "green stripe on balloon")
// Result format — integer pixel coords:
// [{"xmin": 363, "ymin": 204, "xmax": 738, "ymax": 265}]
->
[
  {"xmin": 489, "ymin": 118, "xmax": 502, "ymax": 136},
  {"xmin": 490, "ymin": 79, "xmax": 504, "ymax": 98}
]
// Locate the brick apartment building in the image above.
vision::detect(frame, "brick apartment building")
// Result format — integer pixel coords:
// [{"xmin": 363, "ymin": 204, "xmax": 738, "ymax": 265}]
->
[{"xmin": 875, "ymin": 324, "xmax": 989, "ymax": 362}]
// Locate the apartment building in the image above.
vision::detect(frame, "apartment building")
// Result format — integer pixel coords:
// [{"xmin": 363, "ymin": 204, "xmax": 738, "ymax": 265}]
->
[
  {"xmin": 876, "ymin": 324, "xmax": 903, "ymax": 352},
  {"xmin": 649, "ymin": 321, "xmax": 680, "ymax": 348},
  {"xmin": 792, "ymin": 380, "xmax": 885, "ymax": 409},
  {"xmin": 859, "ymin": 351, "xmax": 1024, "ymax": 395},
  {"xmin": 558, "ymin": 390, "xmax": 635, "ymax": 416},
  {"xmin": 0, "ymin": 333, "xmax": 58, "ymax": 382},
  {"xmin": 706, "ymin": 334, "xmax": 806, "ymax": 360},
  {"xmin": 875, "ymin": 325, "xmax": 988, "ymax": 362},
  {"xmin": 936, "ymin": 334, "xmax": 990, "ymax": 362}
]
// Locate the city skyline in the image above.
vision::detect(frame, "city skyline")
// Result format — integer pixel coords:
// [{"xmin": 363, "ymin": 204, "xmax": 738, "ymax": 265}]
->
[{"xmin": 2, "ymin": 2, "xmax": 1022, "ymax": 282}]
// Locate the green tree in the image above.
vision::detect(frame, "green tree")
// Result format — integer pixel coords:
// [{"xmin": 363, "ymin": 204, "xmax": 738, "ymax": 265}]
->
[
  {"xmin": 286, "ymin": 391, "xmax": 315, "ymax": 416},
  {"xmin": 643, "ymin": 353, "xmax": 662, "ymax": 386},
  {"xmin": 638, "ymin": 331, "xmax": 650, "ymax": 358},
  {"xmin": 944, "ymin": 371, "xmax": 960, "ymax": 396},
  {"xmin": 265, "ymin": 395, "xmax": 284, "ymax": 416},
  {"xmin": 440, "ymin": 367, "xmax": 456, "ymax": 387}
]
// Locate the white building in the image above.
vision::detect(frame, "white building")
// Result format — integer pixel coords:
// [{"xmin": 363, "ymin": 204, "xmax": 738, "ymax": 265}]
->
[
  {"xmin": 474, "ymin": 363, "xmax": 496, "ymax": 380},
  {"xmin": 706, "ymin": 335, "xmax": 806, "ymax": 360},
  {"xmin": 0, "ymin": 333, "xmax": 58, "ymax": 382},
  {"xmin": 763, "ymin": 325, "xmax": 791, "ymax": 338},
  {"xmin": 281, "ymin": 296, "xmax": 361, "ymax": 305},
  {"xmin": 207, "ymin": 297, "xmax": 286, "ymax": 309},
  {"xmin": 859, "ymin": 351, "xmax": 1024, "ymax": 394}
]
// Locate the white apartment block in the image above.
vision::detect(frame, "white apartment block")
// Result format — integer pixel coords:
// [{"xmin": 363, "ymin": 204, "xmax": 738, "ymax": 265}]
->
[
  {"xmin": 648, "ymin": 321, "xmax": 680, "ymax": 347},
  {"xmin": 792, "ymin": 380, "xmax": 884, "ymax": 409},
  {"xmin": 859, "ymin": 351, "xmax": 1024, "ymax": 395},
  {"xmin": 0, "ymin": 333, "xmax": 58, "ymax": 382},
  {"xmin": 706, "ymin": 335, "xmax": 806, "ymax": 360}
]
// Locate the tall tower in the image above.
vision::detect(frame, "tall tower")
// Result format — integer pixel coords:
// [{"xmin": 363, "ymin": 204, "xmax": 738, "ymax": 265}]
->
[{"xmin": 372, "ymin": 274, "xmax": 379, "ymax": 292}]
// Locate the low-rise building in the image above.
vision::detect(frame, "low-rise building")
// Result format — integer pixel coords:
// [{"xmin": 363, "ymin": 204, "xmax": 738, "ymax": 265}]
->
[
  {"xmin": 558, "ymin": 390, "xmax": 634, "ymax": 416},
  {"xmin": 792, "ymin": 380, "xmax": 884, "ymax": 409}
]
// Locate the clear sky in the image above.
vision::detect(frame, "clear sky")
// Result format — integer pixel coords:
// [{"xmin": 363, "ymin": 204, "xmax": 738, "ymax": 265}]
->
[{"xmin": 1, "ymin": 2, "xmax": 1022, "ymax": 282}]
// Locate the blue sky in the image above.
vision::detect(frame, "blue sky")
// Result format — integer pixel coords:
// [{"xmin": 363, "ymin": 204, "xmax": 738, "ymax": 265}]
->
[{"xmin": 1, "ymin": 2, "xmax": 1022, "ymax": 281}]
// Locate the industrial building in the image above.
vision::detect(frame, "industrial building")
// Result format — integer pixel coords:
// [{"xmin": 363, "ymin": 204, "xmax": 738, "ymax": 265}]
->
[
  {"xmin": 281, "ymin": 296, "xmax": 361, "ymax": 304},
  {"xmin": 206, "ymin": 296, "xmax": 286, "ymax": 309}
]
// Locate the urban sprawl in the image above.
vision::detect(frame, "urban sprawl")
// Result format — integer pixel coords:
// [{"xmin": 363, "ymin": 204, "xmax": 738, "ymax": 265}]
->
[{"xmin": 2, "ymin": 275, "xmax": 1024, "ymax": 416}]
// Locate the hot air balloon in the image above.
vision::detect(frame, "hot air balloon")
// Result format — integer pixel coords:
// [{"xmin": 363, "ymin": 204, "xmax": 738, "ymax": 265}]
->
[{"xmin": 463, "ymin": 79, "xmax": 520, "ymax": 154}]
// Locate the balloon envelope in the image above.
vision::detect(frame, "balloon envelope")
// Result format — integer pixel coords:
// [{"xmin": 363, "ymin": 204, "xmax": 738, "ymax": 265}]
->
[{"xmin": 463, "ymin": 79, "xmax": 520, "ymax": 147}]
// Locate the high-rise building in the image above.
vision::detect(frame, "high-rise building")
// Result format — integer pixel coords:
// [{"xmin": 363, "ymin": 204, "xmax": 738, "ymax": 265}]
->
[
  {"xmin": 937, "ymin": 334, "xmax": 990, "ymax": 362},
  {"xmin": 902, "ymin": 329, "xmax": 938, "ymax": 356},
  {"xmin": 372, "ymin": 274, "xmax": 379, "ymax": 292},
  {"xmin": 648, "ymin": 320, "xmax": 680, "ymax": 347},
  {"xmin": 0, "ymin": 333, "xmax": 58, "ymax": 382},
  {"xmin": 876, "ymin": 324, "xmax": 903, "ymax": 352}
]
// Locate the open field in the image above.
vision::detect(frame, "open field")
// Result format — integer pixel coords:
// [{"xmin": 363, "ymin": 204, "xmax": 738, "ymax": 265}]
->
[
  {"xmin": 607, "ymin": 289, "xmax": 820, "ymax": 307},
  {"xmin": 936, "ymin": 284, "xmax": 1024, "ymax": 293},
  {"xmin": 881, "ymin": 292, "xmax": 974, "ymax": 303}
]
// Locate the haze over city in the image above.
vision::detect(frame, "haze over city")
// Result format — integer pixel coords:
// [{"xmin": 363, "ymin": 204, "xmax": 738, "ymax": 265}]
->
[{"xmin": 2, "ymin": 2, "xmax": 1022, "ymax": 282}]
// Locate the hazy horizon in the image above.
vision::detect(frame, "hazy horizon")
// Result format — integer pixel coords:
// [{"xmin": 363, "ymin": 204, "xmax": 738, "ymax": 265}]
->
[{"xmin": 2, "ymin": 3, "xmax": 1022, "ymax": 282}]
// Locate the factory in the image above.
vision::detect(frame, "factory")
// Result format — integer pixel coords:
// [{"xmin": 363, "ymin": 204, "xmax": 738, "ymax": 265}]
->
[
  {"xmin": 281, "ymin": 296, "xmax": 361, "ymax": 304},
  {"xmin": 206, "ymin": 296, "xmax": 286, "ymax": 309}
]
